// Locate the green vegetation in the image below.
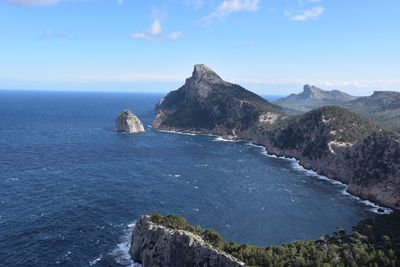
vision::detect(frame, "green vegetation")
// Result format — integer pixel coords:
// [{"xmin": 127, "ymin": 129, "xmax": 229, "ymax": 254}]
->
[
  {"xmin": 150, "ymin": 212, "xmax": 400, "ymax": 267},
  {"xmin": 343, "ymin": 91, "xmax": 400, "ymax": 133},
  {"xmin": 269, "ymin": 106, "xmax": 383, "ymax": 158}
]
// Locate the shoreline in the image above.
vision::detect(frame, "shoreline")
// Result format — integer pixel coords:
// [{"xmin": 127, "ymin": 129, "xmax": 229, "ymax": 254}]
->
[{"xmin": 155, "ymin": 128, "xmax": 393, "ymax": 215}]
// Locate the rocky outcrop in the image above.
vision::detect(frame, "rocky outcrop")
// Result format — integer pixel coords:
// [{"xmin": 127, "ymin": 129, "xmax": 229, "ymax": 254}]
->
[
  {"xmin": 116, "ymin": 109, "xmax": 145, "ymax": 134},
  {"xmin": 152, "ymin": 64, "xmax": 285, "ymax": 136},
  {"xmin": 130, "ymin": 215, "xmax": 245, "ymax": 267}
]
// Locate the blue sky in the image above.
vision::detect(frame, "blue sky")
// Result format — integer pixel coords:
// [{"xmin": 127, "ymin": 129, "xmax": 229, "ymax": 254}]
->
[{"xmin": 1, "ymin": 0, "xmax": 399, "ymax": 95}]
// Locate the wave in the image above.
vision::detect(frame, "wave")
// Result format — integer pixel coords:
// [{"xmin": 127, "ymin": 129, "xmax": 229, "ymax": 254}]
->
[
  {"xmin": 109, "ymin": 222, "xmax": 142, "ymax": 267},
  {"xmin": 157, "ymin": 129, "xmax": 198, "ymax": 136},
  {"xmin": 212, "ymin": 137, "xmax": 239, "ymax": 142}
]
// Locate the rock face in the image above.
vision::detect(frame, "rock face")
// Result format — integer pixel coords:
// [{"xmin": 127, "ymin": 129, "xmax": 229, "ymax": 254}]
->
[
  {"xmin": 152, "ymin": 64, "xmax": 284, "ymax": 136},
  {"xmin": 116, "ymin": 109, "xmax": 145, "ymax": 134},
  {"xmin": 130, "ymin": 215, "xmax": 245, "ymax": 267},
  {"xmin": 274, "ymin": 84, "xmax": 357, "ymax": 113}
]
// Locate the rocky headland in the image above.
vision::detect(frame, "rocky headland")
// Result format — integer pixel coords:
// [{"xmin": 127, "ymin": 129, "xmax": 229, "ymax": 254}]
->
[
  {"xmin": 116, "ymin": 109, "xmax": 145, "ymax": 134},
  {"xmin": 130, "ymin": 213, "xmax": 400, "ymax": 266},
  {"xmin": 130, "ymin": 215, "xmax": 245, "ymax": 267},
  {"xmin": 152, "ymin": 64, "xmax": 400, "ymax": 210}
]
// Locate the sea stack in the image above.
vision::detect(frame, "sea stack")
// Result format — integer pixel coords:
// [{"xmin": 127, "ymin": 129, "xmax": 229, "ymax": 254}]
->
[{"xmin": 115, "ymin": 109, "xmax": 145, "ymax": 134}]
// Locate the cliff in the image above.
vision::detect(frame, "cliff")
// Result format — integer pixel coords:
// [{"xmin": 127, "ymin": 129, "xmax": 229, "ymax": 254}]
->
[
  {"xmin": 130, "ymin": 215, "xmax": 245, "ymax": 267},
  {"xmin": 116, "ymin": 109, "xmax": 145, "ymax": 134}
]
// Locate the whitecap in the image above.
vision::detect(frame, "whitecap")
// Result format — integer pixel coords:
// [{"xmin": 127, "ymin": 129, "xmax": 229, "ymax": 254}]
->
[
  {"xmin": 109, "ymin": 222, "xmax": 142, "ymax": 267},
  {"xmin": 89, "ymin": 254, "xmax": 102, "ymax": 266},
  {"xmin": 212, "ymin": 137, "xmax": 238, "ymax": 142}
]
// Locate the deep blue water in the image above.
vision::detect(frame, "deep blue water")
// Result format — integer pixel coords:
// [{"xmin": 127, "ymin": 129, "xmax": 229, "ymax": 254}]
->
[{"xmin": 0, "ymin": 91, "xmax": 379, "ymax": 266}]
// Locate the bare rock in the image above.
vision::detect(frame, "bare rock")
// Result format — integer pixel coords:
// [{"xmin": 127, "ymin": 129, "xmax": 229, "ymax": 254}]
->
[
  {"xmin": 116, "ymin": 109, "xmax": 145, "ymax": 134},
  {"xmin": 130, "ymin": 215, "xmax": 245, "ymax": 267}
]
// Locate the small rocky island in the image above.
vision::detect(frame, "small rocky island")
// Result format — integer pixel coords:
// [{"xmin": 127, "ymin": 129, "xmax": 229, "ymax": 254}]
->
[{"xmin": 115, "ymin": 109, "xmax": 145, "ymax": 134}]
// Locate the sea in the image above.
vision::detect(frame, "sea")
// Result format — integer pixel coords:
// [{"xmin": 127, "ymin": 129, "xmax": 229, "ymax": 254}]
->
[{"xmin": 0, "ymin": 91, "xmax": 390, "ymax": 266}]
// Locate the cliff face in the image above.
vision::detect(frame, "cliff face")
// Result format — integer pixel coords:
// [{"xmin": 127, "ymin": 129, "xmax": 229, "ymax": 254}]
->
[
  {"xmin": 130, "ymin": 215, "xmax": 245, "ymax": 267},
  {"xmin": 116, "ymin": 109, "xmax": 145, "ymax": 134},
  {"xmin": 152, "ymin": 64, "xmax": 285, "ymax": 136}
]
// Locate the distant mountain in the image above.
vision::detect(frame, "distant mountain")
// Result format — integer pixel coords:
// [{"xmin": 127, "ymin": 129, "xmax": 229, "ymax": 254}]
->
[
  {"xmin": 344, "ymin": 91, "xmax": 400, "ymax": 132},
  {"xmin": 274, "ymin": 84, "xmax": 358, "ymax": 113},
  {"xmin": 152, "ymin": 64, "xmax": 285, "ymax": 136}
]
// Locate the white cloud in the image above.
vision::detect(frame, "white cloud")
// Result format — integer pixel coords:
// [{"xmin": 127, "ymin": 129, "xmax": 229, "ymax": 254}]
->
[
  {"xmin": 150, "ymin": 19, "xmax": 162, "ymax": 35},
  {"xmin": 289, "ymin": 6, "xmax": 324, "ymax": 21},
  {"xmin": 132, "ymin": 18, "xmax": 182, "ymax": 41},
  {"xmin": 201, "ymin": 0, "xmax": 260, "ymax": 25},
  {"xmin": 40, "ymin": 29, "xmax": 67, "ymax": 39},
  {"xmin": 7, "ymin": 0, "xmax": 58, "ymax": 6},
  {"xmin": 167, "ymin": 32, "xmax": 183, "ymax": 41},
  {"xmin": 185, "ymin": 0, "xmax": 204, "ymax": 9},
  {"xmin": 117, "ymin": 0, "xmax": 123, "ymax": 5}
]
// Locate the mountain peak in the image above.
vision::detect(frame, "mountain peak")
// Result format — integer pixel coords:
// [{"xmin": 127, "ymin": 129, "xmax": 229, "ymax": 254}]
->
[
  {"xmin": 302, "ymin": 84, "xmax": 324, "ymax": 99},
  {"xmin": 192, "ymin": 64, "xmax": 223, "ymax": 82}
]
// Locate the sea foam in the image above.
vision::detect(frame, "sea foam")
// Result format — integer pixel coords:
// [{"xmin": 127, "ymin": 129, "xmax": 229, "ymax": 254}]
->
[{"xmin": 109, "ymin": 222, "xmax": 142, "ymax": 267}]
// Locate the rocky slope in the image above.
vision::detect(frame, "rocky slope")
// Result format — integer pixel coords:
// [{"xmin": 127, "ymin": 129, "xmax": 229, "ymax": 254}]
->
[
  {"xmin": 151, "ymin": 65, "xmax": 400, "ymax": 210},
  {"xmin": 130, "ymin": 215, "xmax": 245, "ymax": 267},
  {"xmin": 116, "ymin": 109, "xmax": 145, "ymax": 134},
  {"xmin": 274, "ymin": 84, "xmax": 357, "ymax": 113},
  {"xmin": 152, "ymin": 64, "xmax": 285, "ymax": 137}
]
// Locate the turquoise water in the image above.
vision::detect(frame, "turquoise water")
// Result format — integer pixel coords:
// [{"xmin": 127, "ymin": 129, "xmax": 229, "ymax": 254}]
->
[{"xmin": 0, "ymin": 91, "xmax": 378, "ymax": 266}]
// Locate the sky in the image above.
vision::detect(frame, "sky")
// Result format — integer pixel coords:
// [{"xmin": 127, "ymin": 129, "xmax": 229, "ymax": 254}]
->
[{"xmin": 0, "ymin": 0, "xmax": 399, "ymax": 96}]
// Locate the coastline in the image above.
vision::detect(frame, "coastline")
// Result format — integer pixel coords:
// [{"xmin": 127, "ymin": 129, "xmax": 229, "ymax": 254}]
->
[{"xmin": 155, "ymin": 127, "xmax": 393, "ymax": 215}]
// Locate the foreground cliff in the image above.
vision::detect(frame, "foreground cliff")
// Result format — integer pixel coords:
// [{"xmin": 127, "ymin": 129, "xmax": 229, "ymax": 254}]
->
[
  {"xmin": 131, "ymin": 213, "xmax": 400, "ymax": 266},
  {"xmin": 152, "ymin": 64, "xmax": 400, "ymax": 210},
  {"xmin": 130, "ymin": 215, "xmax": 245, "ymax": 267}
]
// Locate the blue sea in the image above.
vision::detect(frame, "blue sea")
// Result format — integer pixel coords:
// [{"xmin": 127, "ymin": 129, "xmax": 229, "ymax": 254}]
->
[{"xmin": 0, "ymin": 91, "xmax": 383, "ymax": 266}]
